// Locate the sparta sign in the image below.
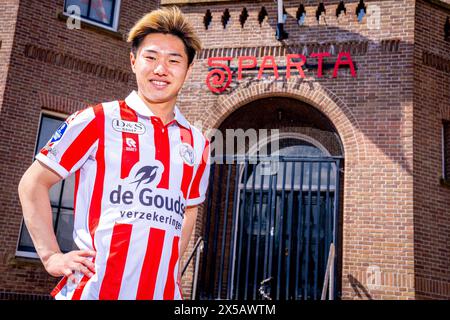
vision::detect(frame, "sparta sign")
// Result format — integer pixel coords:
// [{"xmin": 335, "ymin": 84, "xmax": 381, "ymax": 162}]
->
[{"xmin": 206, "ymin": 52, "xmax": 357, "ymax": 93}]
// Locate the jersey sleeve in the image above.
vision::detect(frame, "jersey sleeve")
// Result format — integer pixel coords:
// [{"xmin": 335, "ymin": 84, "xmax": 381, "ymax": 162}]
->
[
  {"xmin": 35, "ymin": 107, "xmax": 99, "ymax": 179},
  {"xmin": 186, "ymin": 138, "xmax": 211, "ymax": 206}
]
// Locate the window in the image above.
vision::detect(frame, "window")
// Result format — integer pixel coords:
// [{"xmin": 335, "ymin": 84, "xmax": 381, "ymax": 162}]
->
[
  {"xmin": 16, "ymin": 113, "xmax": 77, "ymax": 258},
  {"xmin": 64, "ymin": 0, "xmax": 121, "ymax": 31},
  {"xmin": 443, "ymin": 120, "xmax": 450, "ymax": 181}
]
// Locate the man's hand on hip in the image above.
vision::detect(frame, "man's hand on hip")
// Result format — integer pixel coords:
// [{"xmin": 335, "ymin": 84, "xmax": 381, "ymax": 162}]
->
[{"xmin": 44, "ymin": 250, "xmax": 96, "ymax": 283}]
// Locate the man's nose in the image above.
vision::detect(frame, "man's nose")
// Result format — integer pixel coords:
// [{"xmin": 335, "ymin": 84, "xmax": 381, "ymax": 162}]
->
[{"xmin": 153, "ymin": 60, "xmax": 168, "ymax": 75}]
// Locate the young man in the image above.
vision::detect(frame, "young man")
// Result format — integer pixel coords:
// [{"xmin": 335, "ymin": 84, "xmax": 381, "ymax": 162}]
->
[{"xmin": 18, "ymin": 6, "xmax": 210, "ymax": 300}]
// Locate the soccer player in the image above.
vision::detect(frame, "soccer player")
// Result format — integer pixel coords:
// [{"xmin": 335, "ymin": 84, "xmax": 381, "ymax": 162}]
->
[{"xmin": 18, "ymin": 6, "xmax": 210, "ymax": 300}]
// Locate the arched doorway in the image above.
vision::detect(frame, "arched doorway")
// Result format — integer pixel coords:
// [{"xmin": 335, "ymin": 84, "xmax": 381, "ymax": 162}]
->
[{"xmin": 197, "ymin": 97, "xmax": 344, "ymax": 300}]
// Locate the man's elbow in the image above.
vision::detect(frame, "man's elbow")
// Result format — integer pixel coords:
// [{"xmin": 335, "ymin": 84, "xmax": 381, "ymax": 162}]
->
[
  {"xmin": 18, "ymin": 167, "xmax": 39, "ymax": 202},
  {"xmin": 18, "ymin": 169, "xmax": 34, "ymax": 205}
]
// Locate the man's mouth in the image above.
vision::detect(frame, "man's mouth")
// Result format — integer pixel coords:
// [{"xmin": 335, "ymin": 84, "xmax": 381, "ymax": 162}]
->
[{"xmin": 150, "ymin": 79, "xmax": 170, "ymax": 89}]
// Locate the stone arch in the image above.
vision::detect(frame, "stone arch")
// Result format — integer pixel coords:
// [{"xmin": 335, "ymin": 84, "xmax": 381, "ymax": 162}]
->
[{"xmin": 200, "ymin": 79, "xmax": 367, "ymax": 161}]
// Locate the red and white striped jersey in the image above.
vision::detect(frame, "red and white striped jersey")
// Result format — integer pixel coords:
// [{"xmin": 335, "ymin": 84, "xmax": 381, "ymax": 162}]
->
[{"xmin": 36, "ymin": 91, "xmax": 210, "ymax": 300}]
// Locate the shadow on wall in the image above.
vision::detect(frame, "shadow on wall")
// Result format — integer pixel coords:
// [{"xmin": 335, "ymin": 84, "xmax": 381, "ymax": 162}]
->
[{"xmin": 347, "ymin": 274, "xmax": 373, "ymax": 300}]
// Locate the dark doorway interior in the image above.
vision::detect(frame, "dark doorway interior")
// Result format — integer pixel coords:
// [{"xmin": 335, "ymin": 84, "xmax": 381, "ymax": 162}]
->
[{"xmin": 197, "ymin": 97, "xmax": 344, "ymax": 300}]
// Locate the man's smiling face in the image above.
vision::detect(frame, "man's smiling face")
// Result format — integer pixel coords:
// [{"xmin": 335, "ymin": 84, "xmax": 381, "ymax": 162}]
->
[{"xmin": 130, "ymin": 33, "xmax": 192, "ymax": 108}]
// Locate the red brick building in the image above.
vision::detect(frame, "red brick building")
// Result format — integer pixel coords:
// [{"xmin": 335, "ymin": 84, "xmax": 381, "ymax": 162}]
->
[{"xmin": 0, "ymin": 0, "xmax": 449, "ymax": 300}]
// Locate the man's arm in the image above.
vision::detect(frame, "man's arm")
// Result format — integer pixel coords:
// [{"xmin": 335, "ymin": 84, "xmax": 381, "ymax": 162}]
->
[
  {"xmin": 179, "ymin": 205, "xmax": 198, "ymax": 259},
  {"xmin": 177, "ymin": 205, "xmax": 198, "ymax": 286},
  {"xmin": 18, "ymin": 160, "xmax": 96, "ymax": 282}
]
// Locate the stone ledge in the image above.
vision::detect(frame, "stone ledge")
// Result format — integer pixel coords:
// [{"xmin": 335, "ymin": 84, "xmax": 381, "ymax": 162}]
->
[{"xmin": 9, "ymin": 256, "xmax": 42, "ymax": 267}]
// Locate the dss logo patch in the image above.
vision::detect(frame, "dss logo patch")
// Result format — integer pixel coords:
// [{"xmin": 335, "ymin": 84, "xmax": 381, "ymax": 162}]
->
[{"xmin": 112, "ymin": 119, "xmax": 146, "ymax": 135}]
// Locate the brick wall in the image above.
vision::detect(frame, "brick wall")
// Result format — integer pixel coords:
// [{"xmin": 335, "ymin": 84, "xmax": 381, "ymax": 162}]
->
[
  {"xmin": 0, "ymin": 0, "xmax": 20, "ymax": 113},
  {"xmin": 0, "ymin": 0, "xmax": 159, "ymax": 296},
  {"xmin": 413, "ymin": 0, "xmax": 450, "ymax": 300}
]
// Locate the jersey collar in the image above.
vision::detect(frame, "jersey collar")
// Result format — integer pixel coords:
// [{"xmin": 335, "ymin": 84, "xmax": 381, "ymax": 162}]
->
[{"xmin": 125, "ymin": 91, "xmax": 190, "ymax": 129}]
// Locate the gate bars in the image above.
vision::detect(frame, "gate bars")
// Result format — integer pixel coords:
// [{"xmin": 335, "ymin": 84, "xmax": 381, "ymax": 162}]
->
[{"xmin": 196, "ymin": 155, "xmax": 343, "ymax": 300}]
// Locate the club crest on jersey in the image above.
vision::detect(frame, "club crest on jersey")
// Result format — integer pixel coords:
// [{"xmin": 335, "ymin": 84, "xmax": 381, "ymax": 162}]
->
[
  {"xmin": 112, "ymin": 119, "xmax": 146, "ymax": 135},
  {"xmin": 179, "ymin": 143, "xmax": 195, "ymax": 166}
]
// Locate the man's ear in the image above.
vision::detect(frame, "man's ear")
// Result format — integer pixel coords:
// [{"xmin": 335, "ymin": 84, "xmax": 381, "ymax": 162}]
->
[{"xmin": 130, "ymin": 51, "xmax": 136, "ymax": 73}]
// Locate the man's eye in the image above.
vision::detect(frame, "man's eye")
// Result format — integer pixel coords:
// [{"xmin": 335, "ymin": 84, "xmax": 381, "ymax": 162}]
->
[
  {"xmin": 170, "ymin": 60, "xmax": 180, "ymax": 63},
  {"xmin": 146, "ymin": 56, "xmax": 156, "ymax": 60}
]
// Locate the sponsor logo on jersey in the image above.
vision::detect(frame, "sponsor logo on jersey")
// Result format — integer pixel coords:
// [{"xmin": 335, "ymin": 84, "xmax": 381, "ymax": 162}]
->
[
  {"xmin": 112, "ymin": 119, "xmax": 146, "ymax": 134},
  {"xmin": 131, "ymin": 165, "xmax": 158, "ymax": 190},
  {"xmin": 109, "ymin": 165, "xmax": 186, "ymax": 221}
]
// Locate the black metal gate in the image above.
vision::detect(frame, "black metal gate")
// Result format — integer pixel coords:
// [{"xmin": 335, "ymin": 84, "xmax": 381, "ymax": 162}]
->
[{"xmin": 197, "ymin": 156, "xmax": 343, "ymax": 300}]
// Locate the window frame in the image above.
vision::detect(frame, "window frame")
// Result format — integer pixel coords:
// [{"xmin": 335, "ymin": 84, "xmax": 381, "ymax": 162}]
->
[
  {"xmin": 15, "ymin": 111, "xmax": 75, "ymax": 259},
  {"xmin": 63, "ymin": 0, "xmax": 121, "ymax": 32}
]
